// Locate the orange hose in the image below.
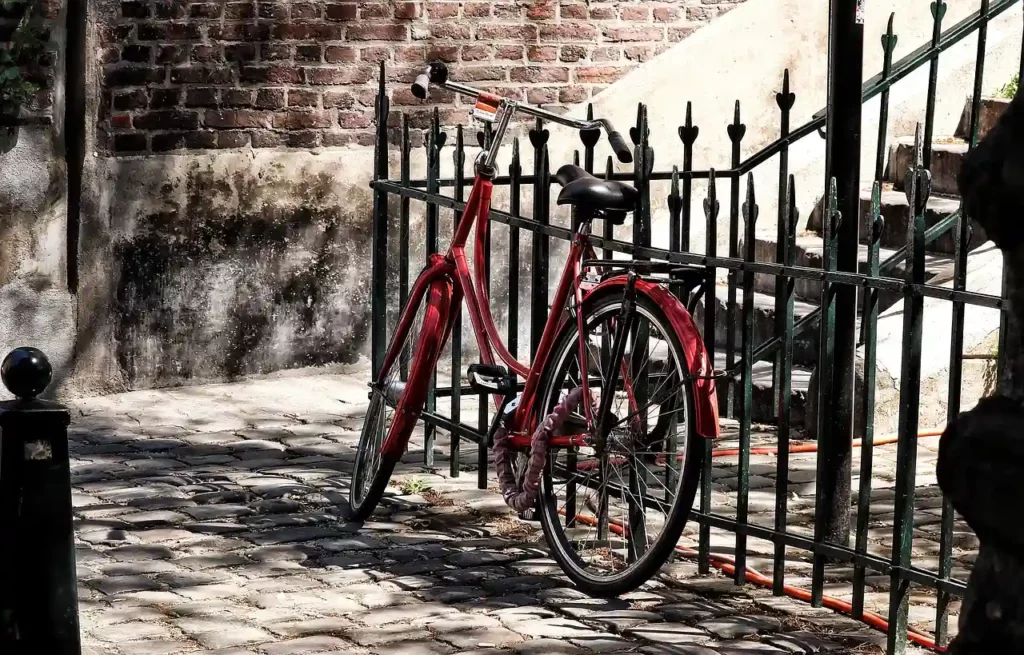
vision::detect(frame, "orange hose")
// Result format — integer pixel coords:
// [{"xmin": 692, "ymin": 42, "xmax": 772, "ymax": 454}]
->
[{"xmin": 555, "ymin": 425, "xmax": 951, "ymax": 652}]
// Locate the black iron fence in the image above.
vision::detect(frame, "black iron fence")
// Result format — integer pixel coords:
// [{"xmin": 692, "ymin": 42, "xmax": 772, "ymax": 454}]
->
[{"xmin": 368, "ymin": 0, "xmax": 1020, "ymax": 652}]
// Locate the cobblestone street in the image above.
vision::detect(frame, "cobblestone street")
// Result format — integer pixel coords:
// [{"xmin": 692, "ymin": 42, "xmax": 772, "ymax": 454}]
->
[{"xmin": 71, "ymin": 371, "xmax": 953, "ymax": 655}]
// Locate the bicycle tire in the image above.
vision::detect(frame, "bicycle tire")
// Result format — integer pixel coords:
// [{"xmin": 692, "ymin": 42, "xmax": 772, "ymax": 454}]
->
[
  {"xmin": 348, "ymin": 279, "xmax": 452, "ymax": 521},
  {"xmin": 535, "ymin": 288, "xmax": 704, "ymax": 596}
]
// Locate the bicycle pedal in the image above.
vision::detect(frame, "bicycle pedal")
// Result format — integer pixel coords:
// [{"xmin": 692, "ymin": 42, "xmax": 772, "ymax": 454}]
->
[
  {"xmin": 468, "ymin": 363, "xmax": 517, "ymax": 395},
  {"xmin": 517, "ymin": 509, "xmax": 539, "ymax": 522}
]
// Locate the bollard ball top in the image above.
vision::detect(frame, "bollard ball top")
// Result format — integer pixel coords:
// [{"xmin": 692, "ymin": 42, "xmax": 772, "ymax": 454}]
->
[{"xmin": 2, "ymin": 347, "xmax": 53, "ymax": 400}]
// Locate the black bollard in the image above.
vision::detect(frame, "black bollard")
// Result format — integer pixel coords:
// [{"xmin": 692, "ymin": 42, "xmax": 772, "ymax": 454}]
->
[{"xmin": 0, "ymin": 347, "xmax": 81, "ymax": 654}]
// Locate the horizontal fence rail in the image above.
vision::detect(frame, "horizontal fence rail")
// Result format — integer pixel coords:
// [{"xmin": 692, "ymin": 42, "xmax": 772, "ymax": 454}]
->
[{"xmin": 368, "ymin": 0, "xmax": 1018, "ymax": 652}]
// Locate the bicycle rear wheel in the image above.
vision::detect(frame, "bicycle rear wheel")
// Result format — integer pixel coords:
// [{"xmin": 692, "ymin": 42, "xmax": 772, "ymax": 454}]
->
[
  {"xmin": 535, "ymin": 289, "xmax": 703, "ymax": 596},
  {"xmin": 348, "ymin": 280, "xmax": 451, "ymax": 520}
]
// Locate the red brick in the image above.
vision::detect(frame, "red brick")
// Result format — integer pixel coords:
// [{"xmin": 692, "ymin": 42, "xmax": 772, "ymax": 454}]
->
[
  {"xmin": 602, "ymin": 26, "xmax": 663, "ymax": 42},
  {"xmin": 559, "ymin": 86, "xmax": 588, "ymax": 103},
  {"xmin": 121, "ymin": 44, "xmax": 153, "ymax": 63},
  {"xmin": 477, "ymin": 24, "xmax": 537, "ymax": 41},
  {"xmin": 190, "ymin": 3, "xmax": 222, "ymax": 18},
  {"xmin": 560, "ymin": 45, "xmax": 587, "ymax": 62},
  {"xmin": 426, "ymin": 2, "xmax": 459, "ymax": 18},
  {"xmin": 325, "ymin": 2, "xmax": 357, "ymax": 20},
  {"xmin": 121, "ymin": 1, "xmax": 150, "ymax": 18},
  {"xmin": 305, "ymin": 65, "xmax": 376, "ymax": 85},
  {"xmin": 527, "ymin": 46, "xmax": 557, "ymax": 62},
  {"xmin": 252, "ymin": 130, "xmax": 286, "ymax": 147},
  {"xmin": 461, "ymin": 45, "xmax": 491, "ymax": 61},
  {"xmin": 588, "ymin": 6, "xmax": 616, "ymax": 19},
  {"xmin": 494, "ymin": 45, "xmax": 524, "ymax": 61},
  {"xmin": 205, "ymin": 109, "xmax": 272, "ymax": 128},
  {"xmin": 395, "ymin": 46, "xmax": 426, "ymax": 63},
  {"xmin": 184, "ymin": 88, "xmax": 219, "ymax": 107},
  {"xmin": 114, "ymin": 133, "xmax": 147, "ymax": 152},
  {"xmin": 510, "ymin": 66, "xmax": 568, "ymax": 83},
  {"xmin": 526, "ymin": 1, "xmax": 554, "ymax": 19},
  {"xmin": 257, "ymin": 2, "xmax": 287, "ymax": 19},
  {"xmin": 338, "ymin": 110, "xmax": 374, "ymax": 129},
  {"xmin": 216, "ymin": 131, "xmax": 251, "ymax": 148},
  {"xmin": 423, "ymin": 23, "xmax": 471, "ymax": 39},
  {"xmin": 360, "ymin": 46, "xmax": 391, "ymax": 63},
  {"xmin": 325, "ymin": 46, "xmax": 358, "ymax": 63},
  {"xmin": 189, "ymin": 44, "xmax": 219, "ymax": 63},
  {"xmin": 261, "ymin": 43, "xmax": 290, "ymax": 61},
  {"xmin": 560, "ymin": 3, "xmax": 587, "ymax": 19},
  {"xmin": 394, "ymin": 2, "xmax": 421, "ymax": 18},
  {"xmin": 273, "ymin": 109, "xmax": 333, "ymax": 129},
  {"xmin": 527, "ymin": 87, "xmax": 558, "ymax": 104},
  {"xmin": 620, "ymin": 5, "xmax": 649, "ymax": 20},
  {"xmin": 425, "ymin": 45, "xmax": 459, "ymax": 63},
  {"xmin": 222, "ymin": 89, "xmax": 253, "ymax": 107},
  {"xmin": 464, "ymin": 2, "xmax": 490, "ymax": 16},
  {"xmin": 592, "ymin": 46, "xmax": 620, "ymax": 62},
  {"xmin": 687, "ymin": 6, "xmax": 717, "ymax": 20},
  {"xmin": 171, "ymin": 66, "xmax": 233, "ymax": 84},
  {"xmin": 653, "ymin": 6, "xmax": 680, "ymax": 21},
  {"xmin": 110, "ymin": 113, "xmax": 132, "ymax": 130},
  {"xmin": 360, "ymin": 3, "xmax": 391, "ymax": 18},
  {"xmin": 492, "ymin": 3, "xmax": 521, "ymax": 18},
  {"xmin": 225, "ymin": 44, "xmax": 257, "ymax": 62},
  {"xmin": 539, "ymin": 24, "xmax": 596, "ymax": 42},
  {"xmin": 324, "ymin": 91, "xmax": 357, "ymax": 108},
  {"xmin": 575, "ymin": 66, "xmax": 626, "ymax": 83},
  {"xmin": 457, "ymin": 66, "xmax": 507, "ymax": 82},
  {"xmin": 347, "ymin": 23, "xmax": 409, "ymax": 40},
  {"xmin": 225, "ymin": 3, "xmax": 257, "ymax": 19},
  {"xmin": 290, "ymin": 2, "xmax": 320, "ymax": 18},
  {"xmin": 668, "ymin": 25, "xmax": 699, "ymax": 41},
  {"xmin": 285, "ymin": 131, "xmax": 321, "ymax": 147},
  {"xmin": 288, "ymin": 90, "xmax": 320, "ymax": 107},
  {"xmin": 134, "ymin": 110, "xmax": 199, "ymax": 130},
  {"xmin": 150, "ymin": 88, "xmax": 181, "ymax": 108},
  {"xmin": 624, "ymin": 45, "xmax": 653, "ymax": 62},
  {"xmin": 256, "ymin": 88, "xmax": 286, "ymax": 109}
]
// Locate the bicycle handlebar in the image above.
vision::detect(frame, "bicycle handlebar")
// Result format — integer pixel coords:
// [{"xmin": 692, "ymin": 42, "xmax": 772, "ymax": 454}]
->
[{"xmin": 411, "ymin": 62, "xmax": 633, "ymax": 164}]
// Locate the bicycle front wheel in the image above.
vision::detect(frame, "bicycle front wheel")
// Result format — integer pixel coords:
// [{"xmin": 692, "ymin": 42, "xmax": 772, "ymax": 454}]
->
[
  {"xmin": 348, "ymin": 279, "xmax": 451, "ymax": 520},
  {"xmin": 535, "ymin": 288, "xmax": 703, "ymax": 596}
]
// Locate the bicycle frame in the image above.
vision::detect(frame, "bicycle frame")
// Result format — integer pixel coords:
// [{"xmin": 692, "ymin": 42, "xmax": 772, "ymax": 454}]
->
[{"xmin": 378, "ymin": 96, "xmax": 720, "ymax": 460}]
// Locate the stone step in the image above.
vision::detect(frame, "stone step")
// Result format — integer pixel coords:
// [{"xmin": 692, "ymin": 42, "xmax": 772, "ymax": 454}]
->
[
  {"xmin": 714, "ymin": 352, "xmax": 812, "ymax": 427},
  {"xmin": 750, "ymin": 235, "xmax": 955, "ymax": 307},
  {"xmin": 806, "ymin": 183, "xmax": 985, "ymax": 255},
  {"xmin": 886, "ymin": 136, "xmax": 967, "ymax": 197},
  {"xmin": 954, "ymin": 96, "xmax": 1010, "ymax": 142},
  {"xmin": 692, "ymin": 286, "xmax": 821, "ymax": 369}
]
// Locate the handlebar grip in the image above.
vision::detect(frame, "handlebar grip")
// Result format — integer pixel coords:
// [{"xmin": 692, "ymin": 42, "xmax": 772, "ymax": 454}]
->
[
  {"xmin": 411, "ymin": 62, "xmax": 450, "ymax": 100},
  {"xmin": 412, "ymin": 70, "xmax": 431, "ymax": 100},
  {"xmin": 608, "ymin": 130, "xmax": 633, "ymax": 164}
]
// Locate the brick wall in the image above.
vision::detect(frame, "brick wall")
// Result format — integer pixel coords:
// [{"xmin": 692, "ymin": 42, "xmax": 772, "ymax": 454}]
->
[{"xmin": 98, "ymin": 0, "xmax": 746, "ymax": 155}]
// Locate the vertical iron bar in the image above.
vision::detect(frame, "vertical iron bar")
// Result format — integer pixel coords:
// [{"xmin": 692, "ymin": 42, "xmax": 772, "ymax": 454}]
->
[
  {"xmin": 874, "ymin": 15, "xmax": 897, "ymax": 185},
  {"xmin": 531, "ymin": 119, "xmax": 551, "ymax": 360},
  {"xmin": 399, "ymin": 115, "xmax": 411, "ymax": 381},
  {"xmin": 424, "ymin": 109, "xmax": 441, "ymax": 467},
  {"xmin": 582, "ymin": 104, "xmax": 600, "ymax": 175},
  {"xmin": 371, "ymin": 63, "xmax": 391, "ymax": 378},
  {"xmin": 603, "ymin": 157, "xmax": 615, "ymax": 260},
  {"xmin": 773, "ymin": 175, "xmax": 797, "ymax": 595},
  {"xmin": 822, "ymin": 0, "xmax": 863, "ymax": 551},
  {"xmin": 450, "ymin": 126, "xmax": 465, "ymax": 478},
  {"xmin": 680, "ymin": 102, "xmax": 697, "ymax": 253},
  {"xmin": 811, "ymin": 178, "xmax": 841, "ymax": 608},
  {"xmin": 509, "ymin": 139, "xmax": 522, "ymax": 359},
  {"xmin": 922, "ymin": 1, "xmax": 947, "ymax": 170},
  {"xmin": 936, "ymin": 7, "xmax": 987, "ymax": 640},
  {"xmin": 725, "ymin": 103, "xmax": 745, "ymax": 419},
  {"xmin": 699, "ymin": 170, "xmax": 719, "ymax": 575},
  {"xmin": 886, "ymin": 125, "xmax": 929, "ymax": 655},
  {"xmin": 852, "ymin": 183, "xmax": 883, "ymax": 619},
  {"xmin": 772, "ymin": 68, "xmax": 794, "ymax": 428},
  {"xmin": 735, "ymin": 174, "xmax": 757, "ymax": 585}
]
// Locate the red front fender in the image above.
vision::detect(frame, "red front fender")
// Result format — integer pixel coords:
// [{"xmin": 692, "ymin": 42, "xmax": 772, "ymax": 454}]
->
[{"xmin": 588, "ymin": 276, "xmax": 720, "ymax": 440}]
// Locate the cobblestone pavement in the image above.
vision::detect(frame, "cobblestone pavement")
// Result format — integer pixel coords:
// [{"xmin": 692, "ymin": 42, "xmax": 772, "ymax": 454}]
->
[{"xmin": 71, "ymin": 371, "xmax": 957, "ymax": 655}]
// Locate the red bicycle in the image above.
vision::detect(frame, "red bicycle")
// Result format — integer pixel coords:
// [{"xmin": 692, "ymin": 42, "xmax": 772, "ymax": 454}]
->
[{"xmin": 351, "ymin": 62, "xmax": 720, "ymax": 596}]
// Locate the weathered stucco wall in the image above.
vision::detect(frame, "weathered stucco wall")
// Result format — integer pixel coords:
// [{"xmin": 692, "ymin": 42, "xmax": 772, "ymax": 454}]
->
[
  {"xmin": 0, "ymin": 0, "xmax": 75, "ymax": 399},
  {"xmin": 72, "ymin": 148, "xmax": 378, "ymax": 393}
]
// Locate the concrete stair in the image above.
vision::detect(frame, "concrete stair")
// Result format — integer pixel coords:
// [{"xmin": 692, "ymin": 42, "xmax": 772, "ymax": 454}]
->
[{"xmin": 713, "ymin": 95, "xmax": 1005, "ymax": 428}]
